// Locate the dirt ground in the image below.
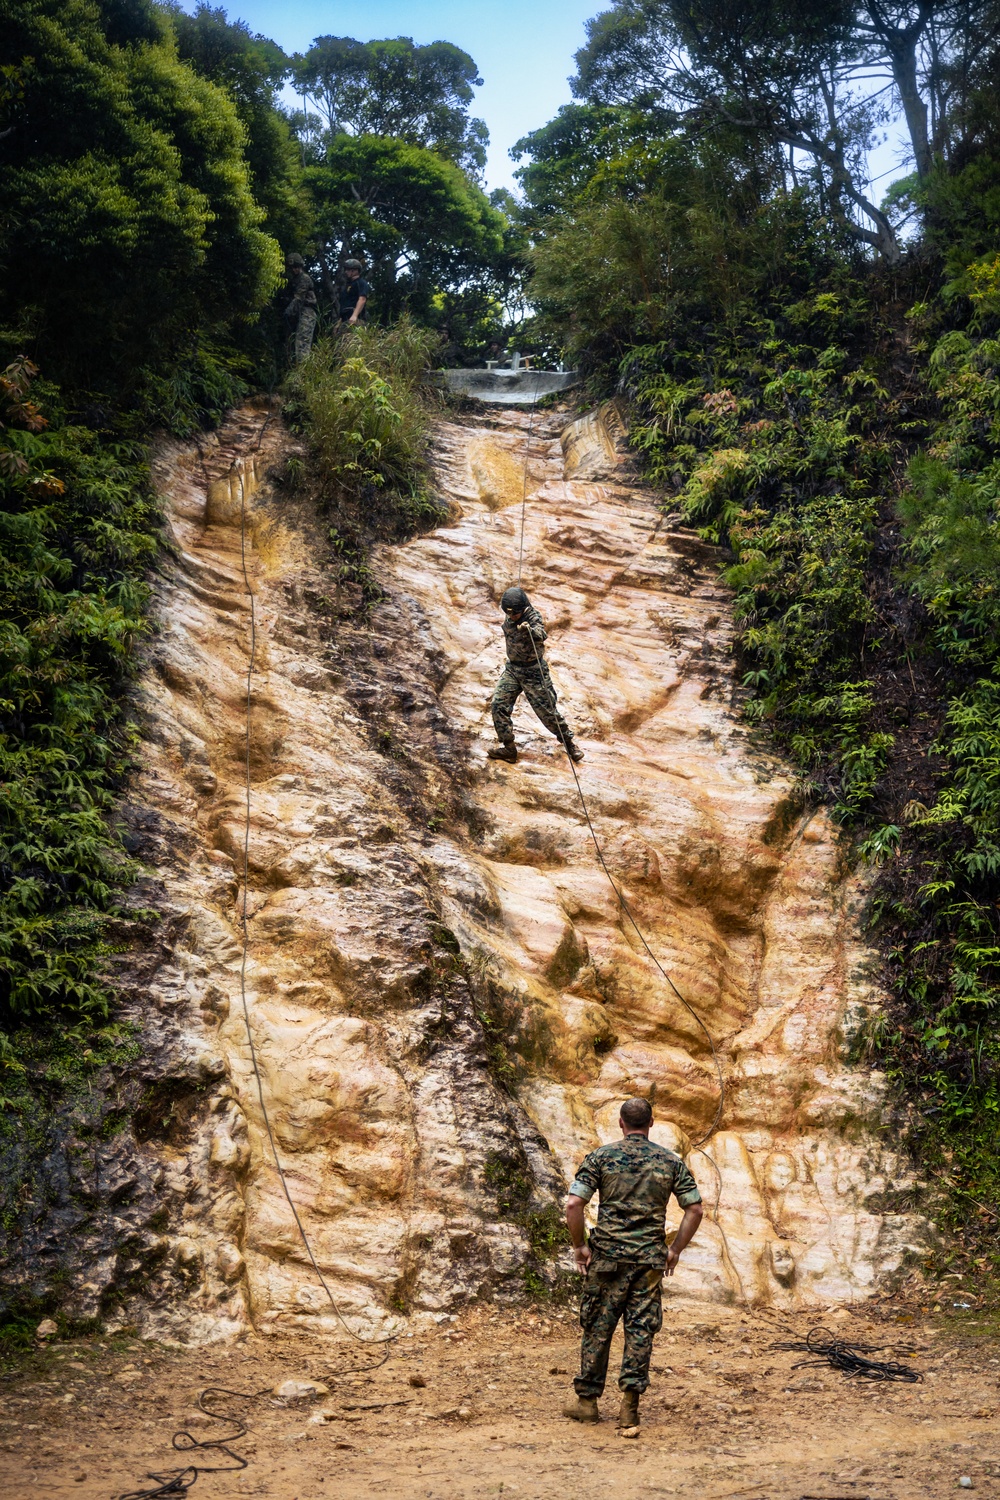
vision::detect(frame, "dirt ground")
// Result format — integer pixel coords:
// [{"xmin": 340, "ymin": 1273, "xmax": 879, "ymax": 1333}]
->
[{"xmin": 3, "ymin": 1294, "xmax": 998, "ymax": 1500}]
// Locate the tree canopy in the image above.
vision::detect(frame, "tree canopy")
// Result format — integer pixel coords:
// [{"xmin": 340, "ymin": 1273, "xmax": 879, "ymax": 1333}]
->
[
  {"xmin": 170, "ymin": 1, "xmax": 308, "ymax": 246},
  {"xmin": 0, "ymin": 0, "xmax": 282, "ymax": 395},
  {"xmin": 305, "ymin": 134, "xmax": 506, "ymax": 322},
  {"xmin": 293, "ymin": 35, "xmax": 489, "ymax": 176},
  {"xmin": 571, "ymin": 0, "xmax": 1000, "ymax": 262}
]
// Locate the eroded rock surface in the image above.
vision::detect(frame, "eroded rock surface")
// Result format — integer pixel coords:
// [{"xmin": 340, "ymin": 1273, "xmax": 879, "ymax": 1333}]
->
[{"xmin": 114, "ymin": 400, "xmax": 927, "ymax": 1341}]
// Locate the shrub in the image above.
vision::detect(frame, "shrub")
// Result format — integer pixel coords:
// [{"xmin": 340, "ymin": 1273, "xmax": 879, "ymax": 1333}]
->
[{"xmin": 286, "ymin": 318, "xmax": 444, "ymax": 532}]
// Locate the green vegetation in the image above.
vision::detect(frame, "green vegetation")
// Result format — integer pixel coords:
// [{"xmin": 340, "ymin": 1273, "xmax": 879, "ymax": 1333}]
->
[
  {"xmin": 512, "ymin": 1, "xmax": 1000, "ymax": 1280},
  {"xmin": 0, "ymin": 360, "xmax": 154, "ymax": 1050},
  {"xmin": 483, "ymin": 1150, "xmax": 570, "ymax": 1299},
  {"xmin": 1, "ymin": 0, "xmax": 282, "ymax": 406},
  {"xmin": 284, "ymin": 319, "xmax": 446, "ymax": 602},
  {"xmin": 1, "ymin": 0, "xmax": 505, "ymax": 1315},
  {"xmin": 287, "ymin": 319, "xmax": 440, "ymax": 514},
  {"xmin": 291, "ymin": 34, "xmax": 526, "ymax": 361}
]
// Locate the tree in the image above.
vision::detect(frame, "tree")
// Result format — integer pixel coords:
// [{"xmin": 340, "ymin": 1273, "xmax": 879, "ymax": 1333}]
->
[
  {"xmin": 169, "ymin": 1, "xmax": 308, "ymax": 247},
  {"xmin": 512, "ymin": 102, "xmax": 673, "ymax": 222},
  {"xmin": 0, "ymin": 0, "xmax": 282, "ymax": 394},
  {"xmin": 305, "ymin": 134, "xmax": 505, "ymax": 321},
  {"xmin": 293, "ymin": 36, "xmax": 488, "ymax": 176},
  {"xmin": 525, "ymin": 128, "xmax": 800, "ymax": 367},
  {"xmin": 573, "ymin": 0, "xmax": 906, "ymax": 261}
]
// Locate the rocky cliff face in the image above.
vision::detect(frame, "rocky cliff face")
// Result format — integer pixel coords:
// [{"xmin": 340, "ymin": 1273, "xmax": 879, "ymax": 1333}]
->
[{"xmin": 72, "ymin": 400, "xmax": 928, "ymax": 1341}]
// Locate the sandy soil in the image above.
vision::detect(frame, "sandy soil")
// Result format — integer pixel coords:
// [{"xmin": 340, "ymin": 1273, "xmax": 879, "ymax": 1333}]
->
[{"xmin": 3, "ymin": 1295, "xmax": 998, "ymax": 1499}]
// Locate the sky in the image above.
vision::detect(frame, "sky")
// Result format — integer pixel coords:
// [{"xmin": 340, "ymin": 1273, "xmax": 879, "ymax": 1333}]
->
[{"xmin": 178, "ymin": 0, "xmax": 601, "ymax": 194}]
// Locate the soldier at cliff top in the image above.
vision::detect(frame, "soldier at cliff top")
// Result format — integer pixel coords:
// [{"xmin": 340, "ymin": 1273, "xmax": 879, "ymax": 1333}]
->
[
  {"xmin": 285, "ymin": 253, "xmax": 317, "ymax": 364},
  {"xmin": 562, "ymin": 1097, "xmax": 704, "ymax": 1431},
  {"xmin": 487, "ymin": 586, "xmax": 584, "ymax": 765},
  {"xmin": 339, "ymin": 258, "xmax": 371, "ymax": 326}
]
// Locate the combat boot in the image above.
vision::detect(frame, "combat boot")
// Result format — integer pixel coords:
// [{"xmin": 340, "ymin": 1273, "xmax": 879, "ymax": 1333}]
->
[
  {"xmin": 617, "ymin": 1391, "xmax": 640, "ymax": 1429},
  {"xmin": 564, "ymin": 739, "xmax": 584, "ymax": 763},
  {"xmin": 562, "ymin": 1395, "xmax": 599, "ymax": 1423},
  {"xmin": 487, "ymin": 741, "xmax": 517, "ymax": 764}
]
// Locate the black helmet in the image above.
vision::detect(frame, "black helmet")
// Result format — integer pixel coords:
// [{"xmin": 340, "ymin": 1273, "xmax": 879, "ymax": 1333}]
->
[
  {"xmin": 344, "ymin": 258, "xmax": 363, "ymax": 272},
  {"xmin": 501, "ymin": 586, "xmax": 529, "ymax": 613}
]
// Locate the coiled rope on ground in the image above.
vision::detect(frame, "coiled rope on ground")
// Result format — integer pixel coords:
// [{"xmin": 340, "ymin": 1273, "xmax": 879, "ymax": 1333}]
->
[{"xmin": 778, "ymin": 1326, "xmax": 923, "ymax": 1383}]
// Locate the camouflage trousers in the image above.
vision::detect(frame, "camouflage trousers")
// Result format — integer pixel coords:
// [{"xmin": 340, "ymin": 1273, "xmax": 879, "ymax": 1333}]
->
[
  {"xmin": 491, "ymin": 661, "xmax": 573, "ymax": 746},
  {"xmin": 574, "ymin": 1260, "xmax": 663, "ymax": 1398},
  {"xmin": 293, "ymin": 305, "xmax": 317, "ymax": 364}
]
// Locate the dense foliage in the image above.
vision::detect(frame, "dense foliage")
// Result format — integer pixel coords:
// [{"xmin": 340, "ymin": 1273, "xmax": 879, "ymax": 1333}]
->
[
  {"xmin": 284, "ymin": 319, "xmax": 446, "ymax": 603},
  {"xmin": 292, "ymin": 35, "xmax": 489, "ymax": 175},
  {"xmin": 0, "ymin": 0, "xmax": 283, "ymax": 405},
  {"xmin": 0, "ymin": 357, "xmax": 154, "ymax": 1059},
  {"xmin": 286, "ymin": 31, "xmax": 525, "ymax": 360},
  {"xmin": 514, "ymin": 2, "xmax": 1000, "ymax": 1272}
]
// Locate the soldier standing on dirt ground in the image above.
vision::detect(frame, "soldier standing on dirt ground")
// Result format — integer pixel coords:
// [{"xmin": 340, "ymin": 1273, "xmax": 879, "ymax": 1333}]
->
[
  {"xmin": 285, "ymin": 253, "xmax": 318, "ymax": 364},
  {"xmin": 487, "ymin": 586, "xmax": 584, "ymax": 765},
  {"xmin": 339, "ymin": 258, "xmax": 370, "ymax": 327},
  {"xmin": 563, "ymin": 1097, "xmax": 704, "ymax": 1432}
]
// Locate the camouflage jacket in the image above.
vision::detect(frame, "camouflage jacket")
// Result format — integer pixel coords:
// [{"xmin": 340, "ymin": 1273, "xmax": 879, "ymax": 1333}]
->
[
  {"xmin": 286, "ymin": 269, "xmax": 317, "ymax": 315},
  {"xmin": 569, "ymin": 1134, "xmax": 702, "ymax": 1268},
  {"xmin": 502, "ymin": 604, "xmax": 547, "ymax": 667}
]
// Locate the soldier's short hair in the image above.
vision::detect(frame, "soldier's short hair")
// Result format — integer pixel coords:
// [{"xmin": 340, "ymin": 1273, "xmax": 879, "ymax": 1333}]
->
[{"xmin": 620, "ymin": 1097, "xmax": 653, "ymax": 1129}]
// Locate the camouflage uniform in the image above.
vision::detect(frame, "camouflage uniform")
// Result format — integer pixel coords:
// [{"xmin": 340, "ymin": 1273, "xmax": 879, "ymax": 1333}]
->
[
  {"xmin": 491, "ymin": 604, "xmax": 574, "ymax": 747},
  {"xmin": 286, "ymin": 268, "xmax": 318, "ymax": 364},
  {"xmin": 568, "ymin": 1135, "xmax": 702, "ymax": 1397}
]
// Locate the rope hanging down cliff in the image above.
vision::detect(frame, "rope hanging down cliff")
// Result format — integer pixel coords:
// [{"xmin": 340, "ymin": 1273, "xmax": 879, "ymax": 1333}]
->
[
  {"xmin": 233, "ymin": 427, "xmax": 393, "ymax": 1356},
  {"xmin": 114, "ymin": 415, "xmax": 387, "ymax": 1500},
  {"xmin": 513, "ymin": 404, "xmax": 725, "ymax": 1152},
  {"xmin": 507, "ymin": 404, "xmax": 738, "ymax": 1298}
]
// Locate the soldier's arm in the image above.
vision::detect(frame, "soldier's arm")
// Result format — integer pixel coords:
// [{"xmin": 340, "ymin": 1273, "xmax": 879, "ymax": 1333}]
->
[
  {"xmin": 565, "ymin": 1195, "xmax": 591, "ymax": 1273},
  {"xmin": 517, "ymin": 606, "xmax": 547, "ymax": 642},
  {"xmin": 665, "ymin": 1159, "xmax": 703, "ymax": 1275},
  {"xmin": 665, "ymin": 1203, "xmax": 703, "ymax": 1276},
  {"xmin": 565, "ymin": 1152, "xmax": 600, "ymax": 1273}
]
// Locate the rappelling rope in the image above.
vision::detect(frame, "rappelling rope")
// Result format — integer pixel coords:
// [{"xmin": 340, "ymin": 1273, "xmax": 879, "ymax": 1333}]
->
[
  {"xmin": 115, "ymin": 407, "xmax": 387, "ymax": 1500},
  {"xmin": 511, "ymin": 396, "xmax": 734, "ymax": 1281},
  {"xmin": 516, "ymin": 370, "xmax": 543, "ymax": 585},
  {"xmin": 512, "ymin": 394, "xmax": 724, "ymax": 1145},
  {"xmin": 520, "ymin": 625, "xmax": 725, "ymax": 1148},
  {"xmin": 232, "ymin": 415, "xmax": 392, "ymax": 1358}
]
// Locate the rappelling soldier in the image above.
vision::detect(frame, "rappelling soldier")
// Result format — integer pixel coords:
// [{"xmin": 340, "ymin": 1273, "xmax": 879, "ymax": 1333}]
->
[{"xmin": 488, "ymin": 587, "xmax": 584, "ymax": 765}]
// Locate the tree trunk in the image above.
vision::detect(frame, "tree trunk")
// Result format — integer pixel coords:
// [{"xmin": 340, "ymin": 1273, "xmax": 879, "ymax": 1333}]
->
[
  {"xmin": 864, "ymin": 3, "xmax": 933, "ymax": 178},
  {"xmin": 887, "ymin": 34, "xmax": 932, "ymax": 177}
]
